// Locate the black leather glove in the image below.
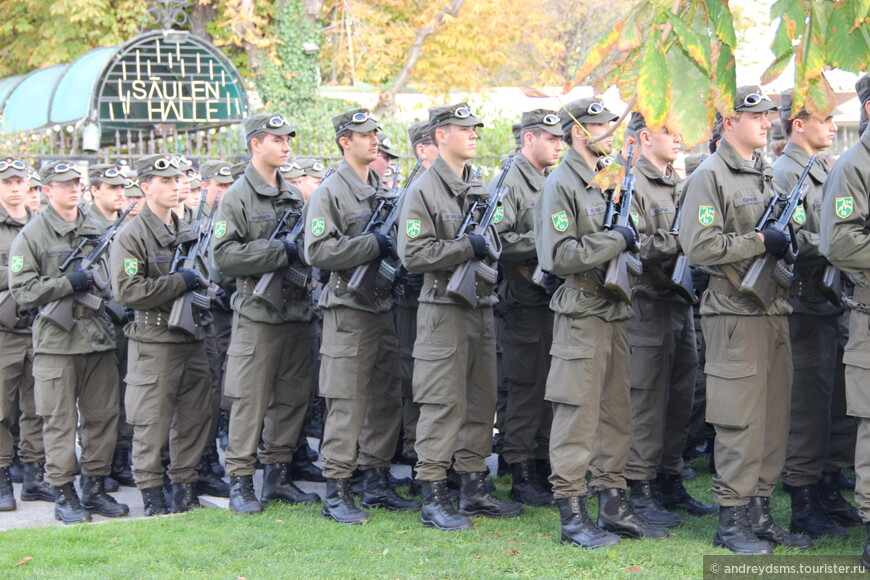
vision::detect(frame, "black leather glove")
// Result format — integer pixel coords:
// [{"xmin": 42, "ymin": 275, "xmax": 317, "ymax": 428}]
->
[
  {"xmin": 761, "ymin": 228, "xmax": 788, "ymax": 258},
  {"xmin": 177, "ymin": 268, "xmax": 200, "ymax": 291},
  {"xmin": 612, "ymin": 225, "xmax": 637, "ymax": 252},
  {"xmin": 318, "ymin": 269, "xmax": 332, "ymax": 284},
  {"xmin": 282, "ymin": 239, "xmax": 298, "ymax": 265},
  {"xmin": 405, "ymin": 272, "xmax": 424, "ymax": 292},
  {"xmin": 67, "ymin": 269, "xmax": 94, "ymax": 292},
  {"xmin": 373, "ymin": 232, "xmax": 393, "ymax": 259},
  {"xmin": 543, "ymin": 272, "xmax": 564, "ymax": 296},
  {"xmin": 467, "ymin": 233, "xmax": 489, "ymax": 259}
]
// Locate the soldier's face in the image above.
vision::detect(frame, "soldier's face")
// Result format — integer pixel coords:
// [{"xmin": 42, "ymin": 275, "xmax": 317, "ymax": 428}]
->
[
  {"xmin": 43, "ymin": 179, "xmax": 81, "ymax": 212},
  {"xmin": 580, "ymin": 123, "xmax": 612, "ymax": 156},
  {"xmin": 731, "ymin": 112, "xmax": 771, "ymax": 151},
  {"xmin": 527, "ymin": 131, "xmax": 563, "ymax": 169},
  {"xmin": 299, "ymin": 176, "xmax": 321, "ymax": 201},
  {"xmin": 344, "ymin": 131, "xmax": 379, "ymax": 165},
  {"xmin": 202, "ymin": 180, "xmax": 230, "ymax": 208},
  {"xmin": 177, "ymin": 173, "xmax": 190, "ymax": 203},
  {"xmin": 0, "ymin": 176, "xmax": 26, "ymax": 209},
  {"xmin": 643, "ymin": 128, "xmax": 682, "ymax": 164},
  {"xmin": 253, "ymin": 134, "xmax": 292, "ymax": 169},
  {"xmin": 90, "ymin": 182, "xmax": 124, "ymax": 214},
  {"xmin": 796, "ymin": 115, "xmax": 837, "ymax": 150},
  {"xmin": 26, "ymin": 187, "xmax": 41, "ymax": 213},
  {"xmin": 370, "ymin": 151, "xmax": 392, "ymax": 180},
  {"xmin": 415, "ymin": 142, "xmax": 438, "ymax": 169},
  {"xmin": 123, "ymin": 196, "xmax": 145, "ymax": 218},
  {"xmin": 142, "ymin": 175, "xmax": 180, "ymax": 212},
  {"xmin": 440, "ymin": 125, "xmax": 478, "ymax": 161}
]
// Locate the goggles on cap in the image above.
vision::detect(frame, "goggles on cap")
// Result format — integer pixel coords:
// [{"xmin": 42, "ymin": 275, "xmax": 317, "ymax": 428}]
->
[
  {"xmin": 337, "ymin": 111, "xmax": 374, "ymax": 132},
  {"xmin": 150, "ymin": 156, "xmax": 180, "ymax": 171},
  {"xmin": 124, "ymin": 179, "xmax": 139, "ymax": 189},
  {"xmin": 96, "ymin": 167, "xmax": 122, "ymax": 179},
  {"xmin": 205, "ymin": 166, "xmax": 233, "ymax": 179},
  {"xmin": 51, "ymin": 162, "xmax": 78, "ymax": 174},
  {"xmin": 0, "ymin": 159, "xmax": 26, "ymax": 172},
  {"xmin": 735, "ymin": 92, "xmax": 771, "ymax": 111},
  {"xmin": 279, "ymin": 162, "xmax": 303, "ymax": 173},
  {"xmin": 586, "ymin": 102, "xmax": 605, "ymax": 116},
  {"xmin": 452, "ymin": 107, "xmax": 472, "ymax": 119},
  {"xmin": 309, "ymin": 162, "xmax": 325, "ymax": 172},
  {"xmin": 247, "ymin": 116, "xmax": 291, "ymax": 138},
  {"xmin": 522, "ymin": 114, "xmax": 560, "ymax": 130}
]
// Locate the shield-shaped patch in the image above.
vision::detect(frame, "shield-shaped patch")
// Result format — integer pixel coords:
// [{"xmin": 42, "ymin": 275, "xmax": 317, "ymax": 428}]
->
[
  {"xmin": 214, "ymin": 220, "xmax": 227, "ymax": 239},
  {"xmin": 792, "ymin": 205, "xmax": 806, "ymax": 225},
  {"xmin": 698, "ymin": 205, "xmax": 715, "ymax": 227},
  {"xmin": 551, "ymin": 211, "xmax": 569, "ymax": 232},
  {"xmin": 9, "ymin": 256, "xmax": 23, "ymax": 273},
  {"xmin": 406, "ymin": 219, "xmax": 421, "ymax": 239},
  {"xmin": 835, "ymin": 197, "xmax": 853, "ymax": 219},
  {"xmin": 124, "ymin": 258, "xmax": 138, "ymax": 276},
  {"xmin": 630, "ymin": 211, "xmax": 639, "ymax": 227},
  {"xmin": 311, "ymin": 217, "xmax": 326, "ymax": 237},
  {"xmin": 493, "ymin": 206, "xmax": 504, "ymax": 224}
]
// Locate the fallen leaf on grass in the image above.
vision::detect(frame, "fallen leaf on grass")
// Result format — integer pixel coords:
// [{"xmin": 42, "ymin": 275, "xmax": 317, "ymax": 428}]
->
[
  {"xmin": 508, "ymin": 540, "xmax": 526, "ymax": 545},
  {"xmin": 501, "ymin": 550, "xmax": 519, "ymax": 555},
  {"xmin": 15, "ymin": 557, "xmax": 31, "ymax": 566},
  {"xmin": 275, "ymin": 519, "xmax": 284, "ymax": 523},
  {"xmin": 628, "ymin": 566, "xmax": 642, "ymax": 573}
]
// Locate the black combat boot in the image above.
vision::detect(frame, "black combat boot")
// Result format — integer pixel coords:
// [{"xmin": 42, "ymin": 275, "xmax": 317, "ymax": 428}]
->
[
  {"xmin": 20, "ymin": 462, "xmax": 56, "ymax": 502},
  {"xmin": 420, "ymin": 479, "xmax": 473, "ymax": 531},
  {"xmin": 8, "ymin": 453, "xmax": 23, "ymax": 483},
  {"xmin": 322, "ymin": 478, "xmax": 368, "ymax": 524},
  {"xmin": 103, "ymin": 475, "xmax": 119, "ymax": 493},
  {"xmin": 170, "ymin": 482, "xmax": 201, "ymax": 513},
  {"xmin": 713, "ymin": 505, "xmax": 772, "ymax": 554},
  {"xmin": 459, "ymin": 472, "xmax": 523, "ymax": 518},
  {"xmin": 229, "ymin": 475, "xmax": 263, "ymax": 514},
  {"xmin": 0, "ymin": 467, "xmax": 15, "ymax": 511},
  {"xmin": 141, "ymin": 486, "xmax": 169, "ymax": 516},
  {"xmin": 789, "ymin": 484, "xmax": 847, "ymax": 539},
  {"xmin": 748, "ymin": 496, "xmax": 813, "ymax": 550},
  {"xmin": 360, "ymin": 467, "xmax": 420, "ymax": 511},
  {"xmin": 627, "ymin": 479, "xmax": 682, "ymax": 527},
  {"xmin": 203, "ymin": 444, "xmax": 225, "ymax": 478},
  {"xmin": 558, "ymin": 496, "xmax": 620, "ymax": 549},
  {"xmin": 597, "ymin": 488, "xmax": 669, "ymax": 539},
  {"xmin": 196, "ymin": 461, "xmax": 230, "ymax": 498},
  {"xmin": 110, "ymin": 447, "xmax": 136, "ymax": 487},
  {"xmin": 261, "ymin": 463, "xmax": 319, "ymax": 504},
  {"xmin": 217, "ymin": 409, "xmax": 230, "ymax": 450},
  {"xmin": 534, "ymin": 458, "xmax": 553, "ymax": 492},
  {"xmin": 80, "ymin": 475, "xmax": 129, "ymax": 518},
  {"xmin": 657, "ymin": 472, "xmax": 716, "ymax": 516},
  {"xmin": 509, "ymin": 461, "xmax": 555, "ymax": 506},
  {"xmin": 54, "ymin": 482, "xmax": 91, "ymax": 524},
  {"xmin": 819, "ymin": 471, "xmax": 862, "ymax": 526},
  {"xmin": 289, "ymin": 446, "xmax": 325, "ymax": 482}
]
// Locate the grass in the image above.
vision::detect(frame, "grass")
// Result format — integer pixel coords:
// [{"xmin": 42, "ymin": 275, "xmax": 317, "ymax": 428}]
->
[{"xmin": 0, "ymin": 459, "xmax": 864, "ymax": 579}]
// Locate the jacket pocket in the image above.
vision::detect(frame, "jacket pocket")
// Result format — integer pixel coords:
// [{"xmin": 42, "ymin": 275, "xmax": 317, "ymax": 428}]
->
[
  {"xmin": 33, "ymin": 365, "xmax": 64, "ymax": 417},
  {"xmin": 124, "ymin": 370, "xmax": 160, "ymax": 425},
  {"xmin": 320, "ymin": 342, "xmax": 362, "ymax": 399},
  {"xmin": 704, "ymin": 360, "xmax": 757, "ymax": 428},
  {"xmin": 412, "ymin": 344, "xmax": 459, "ymax": 404}
]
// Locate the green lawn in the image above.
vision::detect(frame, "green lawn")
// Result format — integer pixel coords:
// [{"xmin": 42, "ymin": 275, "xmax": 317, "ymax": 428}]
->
[{"xmin": 0, "ymin": 460, "xmax": 864, "ymax": 579}]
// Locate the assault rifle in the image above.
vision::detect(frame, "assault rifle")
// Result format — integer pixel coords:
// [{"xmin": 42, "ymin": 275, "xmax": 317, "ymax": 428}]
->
[
  {"xmin": 41, "ymin": 202, "xmax": 136, "ymax": 331},
  {"xmin": 740, "ymin": 155, "xmax": 815, "ymax": 311},
  {"xmin": 168, "ymin": 191, "xmax": 213, "ymax": 335},
  {"xmin": 251, "ymin": 209, "xmax": 308, "ymax": 310},
  {"xmin": 602, "ymin": 145, "xmax": 642, "ymax": 303},
  {"xmin": 347, "ymin": 159, "xmax": 423, "ymax": 306},
  {"xmin": 446, "ymin": 158, "xmax": 512, "ymax": 307},
  {"xmin": 667, "ymin": 204, "xmax": 697, "ymax": 304}
]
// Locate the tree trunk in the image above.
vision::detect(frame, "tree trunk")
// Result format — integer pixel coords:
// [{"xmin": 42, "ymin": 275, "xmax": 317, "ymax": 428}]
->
[
  {"xmin": 190, "ymin": 2, "xmax": 217, "ymax": 41},
  {"xmin": 374, "ymin": 0, "xmax": 466, "ymax": 116}
]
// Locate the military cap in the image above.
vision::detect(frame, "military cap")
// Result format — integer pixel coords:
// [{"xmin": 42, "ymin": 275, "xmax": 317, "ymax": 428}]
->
[
  {"xmin": 134, "ymin": 154, "xmax": 183, "ymax": 179},
  {"xmin": 778, "ymin": 88, "xmax": 842, "ymax": 122},
  {"xmin": 0, "ymin": 157, "xmax": 30, "ymax": 180},
  {"xmin": 428, "ymin": 102, "xmax": 484, "ymax": 132},
  {"xmin": 512, "ymin": 122, "xmax": 522, "ymax": 146},
  {"xmin": 40, "ymin": 160, "xmax": 82, "ymax": 184},
  {"xmin": 521, "ymin": 109, "xmax": 564, "ymax": 137},
  {"xmin": 683, "ymin": 153, "xmax": 707, "ymax": 177},
  {"xmin": 123, "ymin": 178, "xmax": 143, "ymax": 198},
  {"xmin": 332, "ymin": 108, "xmax": 379, "ymax": 134},
  {"xmin": 175, "ymin": 155, "xmax": 194, "ymax": 172},
  {"xmin": 230, "ymin": 160, "xmax": 249, "ymax": 181},
  {"xmin": 407, "ymin": 120, "xmax": 432, "ymax": 147},
  {"xmin": 27, "ymin": 169, "xmax": 42, "ymax": 187},
  {"xmin": 245, "ymin": 113, "xmax": 296, "ymax": 140},
  {"xmin": 188, "ymin": 171, "xmax": 202, "ymax": 190},
  {"xmin": 298, "ymin": 158, "xmax": 326, "ymax": 179},
  {"xmin": 627, "ymin": 111, "xmax": 647, "ymax": 132},
  {"xmin": 89, "ymin": 164, "xmax": 127, "ymax": 186},
  {"xmin": 377, "ymin": 131, "xmax": 400, "ymax": 159},
  {"xmin": 856, "ymin": 76, "xmax": 870, "ymax": 105},
  {"xmin": 279, "ymin": 162, "xmax": 305, "ymax": 180},
  {"xmin": 559, "ymin": 98, "xmax": 618, "ymax": 130},
  {"xmin": 734, "ymin": 85, "xmax": 777, "ymax": 113},
  {"xmin": 199, "ymin": 160, "xmax": 234, "ymax": 184}
]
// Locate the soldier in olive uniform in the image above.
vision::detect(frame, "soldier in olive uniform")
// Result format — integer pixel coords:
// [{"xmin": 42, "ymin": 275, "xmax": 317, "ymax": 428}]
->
[
  {"xmin": 296, "ymin": 159, "xmax": 326, "ymax": 201},
  {"xmin": 304, "ymin": 108, "xmax": 418, "ymax": 525},
  {"xmin": 398, "ymin": 102, "xmax": 523, "ymax": 531},
  {"xmin": 622, "ymin": 113, "xmax": 714, "ymax": 524},
  {"xmin": 820, "ymin": 75, "xmax": 870, "ymax": 567},
  {"xmin": 122, "ymin": 177, "xmax": 145, "ymax": 220},
  {"xmin": 0, "ymin": 158, "xmax": 53, "ymax": 511},
  {"xmin": 494, "ymin": 109, "xmax": 563, "ymax": 506},
  {"xmin": 775, "ymin": 90, "xmax": 860, "ymax": 538},
  {"xmin": 211, "ymin": 114, "xmax": 320, "ymax": 514},
  {"xmin": 9, "ymin": 161, "xmax": 127, "ymax": 524},
  {"xmin": 110, "ymin": 155, "xmax": 213, "ymax": 515},
  {"xmin": 533, "ymin": 98, "xmax": 667, "ymax": 549},
  {"xmin": 679, "ymin": 86, "xmax": 812, "ymax": 554}
]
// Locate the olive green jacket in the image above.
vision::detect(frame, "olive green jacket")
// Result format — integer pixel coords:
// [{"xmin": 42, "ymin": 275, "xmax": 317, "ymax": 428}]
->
[{"xmin": 0, "ymin": 204, "xmax": 32, "ymax": 335}]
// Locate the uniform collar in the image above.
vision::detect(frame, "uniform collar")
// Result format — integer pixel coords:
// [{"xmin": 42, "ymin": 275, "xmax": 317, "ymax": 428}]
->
[
  {"xmin": 635, "ymin": 154, "xmax": 676, "ymax": 186},
  {"xmin": 512, "ymin": 152, "xmax": 548, "ymax": 191},
  {"xmin": 561, "ymin": 147, "xmax": 598, "ymax": 188},
  {"xmin": 0, "ymin": 203, "xmax": 31, "ymax": 226},
  {"xmin": 43, "ymin": 204, "xmax": 101, "ymax": 237},
  {"xmin": 715, "ymin": 139, "xmax": 768, "ymax": 175},
  {"xmin": 244, "ymin": 163, "xmax": 294, "ymax": 198},
  {"xmin": 335, "ymin": 160, "xmax": 385, "ymax": 201},
  {"xmin": 781, "ymin": 142, "xmax": 828, "ymax": 184},
  {"xmin": 139, "ymin": 202, "xmax": 197, "ymax": 247}
]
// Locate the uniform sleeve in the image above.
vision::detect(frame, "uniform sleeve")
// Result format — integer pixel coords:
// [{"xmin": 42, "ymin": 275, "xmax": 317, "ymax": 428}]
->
[
  {"xmin": 210, "ymin": 192, "xmax": 288, "ymax": 277},
  {"xmin": 495, "ymin": 182, "xmax": 536, "ymax": 262},
  {"xmin": 397, "ymin": 185, "xmax": 475, "ymax": 273},
  {"xmin": 679, "ymin": 169, "xmax": 766, "ymax": 267},
  {"xmin": 773, "ymin": 161, "xmax": 825, "ymax": 267},
  {"xmin": 110, "ymin": 229, "xmax": 188, "ymax": 311},
  {"xmin": 303, "ymin": 185, "xmax": 380, "ymax": 271},
  {"xmin": 631, "ymin": 190, "xmax": 678, "ymax": 265},
  {"xmin": 8, "ymin": 231, "xmax": 74, "ymax": 308},
  {"xmin": 821, "ymin": 160, "xmax": 870, "ymax": 271}
]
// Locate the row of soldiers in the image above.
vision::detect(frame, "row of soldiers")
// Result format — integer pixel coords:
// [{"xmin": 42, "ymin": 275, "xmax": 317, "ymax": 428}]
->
[{"xmin": 0, "ymin": 77, "xmax": 868, "ymax": 560}]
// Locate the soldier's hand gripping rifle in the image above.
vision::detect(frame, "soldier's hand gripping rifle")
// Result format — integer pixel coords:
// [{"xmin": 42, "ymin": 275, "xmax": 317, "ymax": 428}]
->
[
  {"xmin": 667, "ymin": 204, "xmax": 697, "ymax": 303},
  {"xmin": 347, "ymin": 158, "xmax": 423, "ymax": 306},
  {"xmin": 446, "ymin": 157, "xmax": 512, "ymax": 308},
  {"xmin": 41, "ymin": 202, "xmax": 136, "ymax": 331},
  {"xmin": 168, "ymin": 191, "xmax": 212, "ymax": 335},
  {"xmin": 740, "ymin": 155, "xmax": 815, "ymax": 311},
  {"xmin": 602, "ymin": 145, "xmax": 642, "ymax": 303},
  {"xmin": 251, "ymin": 208, "xmax": 308, "ymax": 310}
]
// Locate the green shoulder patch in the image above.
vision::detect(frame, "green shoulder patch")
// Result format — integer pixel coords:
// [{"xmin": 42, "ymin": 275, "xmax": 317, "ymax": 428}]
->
[
  {"xmin": 214, "ymin": 220, "xmax": 227, "ymax": 239},
  {"xmin": 406, "ymin": 219, "xmax": 421, "ymax": 239},
  {"xmin": 311, "ymin": 217, "xmax": 326, "ymax": 237},
  {"xmin": 123, "ymin": 258, "xmax": 138, "ymax": 276},
  {"xmin": 493, "ymin": 205, "xmax": 504, "ymax": 224},
  {"xmin": 698, "ymin": 205, "xmax": 715, "ymax": 227},
  {"xmin": 551, "ymin": 211, "xmax": 569, "ymax": 232},
  {"xmin": 835, "ymin": 197, "xmax": 853, "ymax": 219},
  {"xmin": 792, "ymin": 205, "xmax": 806, "ymax": 225},
  {"xmin": 9, "ymin": 255, "xmax": 23, "ymax": 273},
  {"xmin": 630, "ymin": 211, "xmax": 639, "ymax": 227}
]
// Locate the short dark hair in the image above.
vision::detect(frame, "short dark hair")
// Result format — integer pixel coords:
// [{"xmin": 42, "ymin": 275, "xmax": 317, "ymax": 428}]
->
[
  {"xmin": 247, "ymin": 130, "xmax": 268, "ymax": 155},
  {"xmin": 783, "ymin": 111, "xmax": 810, "ymax": 138},
  {"xmin": 335, "ymin": 129, "xmax": 353, "ymax": 156},
  {"xmin": 520, "ymin": 127, "xmax": 544, "ymax": 142}
]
